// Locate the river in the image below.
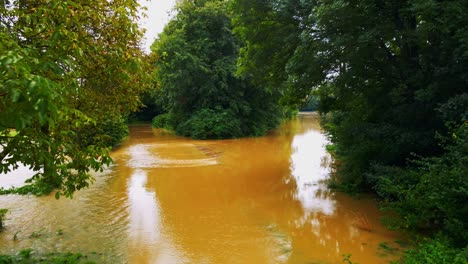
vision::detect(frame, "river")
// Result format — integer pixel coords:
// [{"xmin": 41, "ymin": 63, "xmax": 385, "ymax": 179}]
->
[{"xmin": 0, "ymin": 112, "xmax": 404, "ymax": 263}]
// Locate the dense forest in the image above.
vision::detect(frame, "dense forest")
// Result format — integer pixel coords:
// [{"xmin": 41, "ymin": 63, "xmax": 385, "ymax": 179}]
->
[{"xmin": 1, "ymin": 0, "xmax": 467, "ymax": 263}]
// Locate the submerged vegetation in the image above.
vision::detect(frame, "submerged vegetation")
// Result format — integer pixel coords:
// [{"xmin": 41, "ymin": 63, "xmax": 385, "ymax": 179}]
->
[
  {"xmin": 0, "ymin": 249, "xmax": 95, "ymax": 264},
  {"xmin": 0, "ymin": 182, "xmax": 54, "ymax": 197}
]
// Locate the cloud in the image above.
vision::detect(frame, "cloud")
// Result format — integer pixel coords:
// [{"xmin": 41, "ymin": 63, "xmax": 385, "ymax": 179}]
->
[{"xmin": 138, "ymin": 0, "xmax": 177, "ymax": 52}]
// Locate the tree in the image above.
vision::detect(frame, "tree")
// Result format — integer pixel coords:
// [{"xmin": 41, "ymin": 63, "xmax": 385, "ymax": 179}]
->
[
  {"xmin": 230, "ymin": 0, "xmax": 314, "ymax": 108},
  {"xmin": 151, "ymin": 0, "xmax": 282, "ymax": 139},
  {"xmin": 230, "ymin": 0, "xmax": 468, "ymax": 256},
  {"xmin": 0, "ymin": 0, "xmax": 149, "ymax": 197},
  {"xmin": 231, "ymin": 0, "xmax": 468, "ymax": 187}
]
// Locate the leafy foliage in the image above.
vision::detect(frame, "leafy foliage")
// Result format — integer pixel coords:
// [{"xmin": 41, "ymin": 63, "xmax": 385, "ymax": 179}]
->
[
  {"xmin": 152, "ymin": 113, "xmax": 171, "ymax": 130},
  {"xmin": 370, "ymin": 123, "xmax": 468, "ymax": 245},
  {"xmin": 0, "ymin": 0, "xmax": 149, "ymax": 197},
  {"xmin": 398, "ymin": 238, "xmax": 468, "ymax": 264},
  {"xmin": 176, "ymin": 107, "xmax": 241, "ymax": 139},
  {"xmin": 77, "ymin": 117, "xmax": 129, "ymax": 149},
  {"xmin": 230, "ymin": 0, "xmax": 468, "ymax": 259},
  {"xmin": 231, "ymin": 0, "xmax": 468, "ymax": 183},
  {"xmin": 151, "ymin": 0, "xmax": 282, "ymax": 139},
  {"xmin": 0, "ymin": 182, "xmax": 53, "ymax": 196}
]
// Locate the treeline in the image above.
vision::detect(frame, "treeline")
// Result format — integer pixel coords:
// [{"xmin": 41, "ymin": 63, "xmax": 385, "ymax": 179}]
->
[{"xmin": 225, "ymin": 0, "xmax": 467, "ymax": 263}]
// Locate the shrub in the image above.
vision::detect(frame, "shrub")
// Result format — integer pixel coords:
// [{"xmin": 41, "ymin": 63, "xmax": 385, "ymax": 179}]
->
[
  {"xmin": 370, "ymin": 123, "xmax": 468, "ymax": 245},
  {"xmin": 0, "ymin": 182, "xmax": 54, "ymax": 197},
  {"xmin": 399, "ymin": 238, "xmax": 468, "ymax": 264},
  {"xmin": 78, "ymin": 117, "xmax": 128, "ymax": 148},
  {"xmin": 151, "ymin": 113, "xmax": 171, "ymax": 129},
  {"xmin": 176, "ymin": 107, "xmax": 242, "ymax": 139},
  {"xmin": 99, "ymin": 117, "xmax": 129, "ymax": 147}
]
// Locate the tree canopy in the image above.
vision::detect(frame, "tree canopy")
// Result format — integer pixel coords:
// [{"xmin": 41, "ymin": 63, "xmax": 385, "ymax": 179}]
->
[
  {"xmin": 0, "ymin": 0, "xmax": 149, "ymax": 197},
  {"xmin": 151, "ymin": 0, "xmax": 283, "ymax": 139},
  {"xmin": 232, "ymin": 0, "xmax": 467, "ymax": 181}
]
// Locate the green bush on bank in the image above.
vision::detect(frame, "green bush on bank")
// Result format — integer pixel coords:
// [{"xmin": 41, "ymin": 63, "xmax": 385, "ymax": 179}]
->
[
  {"xmin": 175, "ymin": 107, "xmax": 242, "ymax": 139},
  {"xmin": 152, "ymin": 102, "xmax": 284, "ymax": 140},
  {"xmin": 151, "ymin": 113, "xmax": 171, "ymax": 130},
  {"xmin": 369, "ymin": 124, "xmax": 467, "ymax": 245},
  {"xmin": 361, "ymin": 123, "xmax": 468, "ymax": 263},
  {"xmin": 397, "ymin": 238, "xmax": 468, "ymax": 264},
  {"xmin": 78, "ymin": 117, "xmax": 128, "ymax": 149},
  {"xmin": 325, "ymin": 123, "xmax": 468, "ymax": 262},
  {"xmin": 150, "ymin": 0, "xmax": 284, "ymax": 140}
]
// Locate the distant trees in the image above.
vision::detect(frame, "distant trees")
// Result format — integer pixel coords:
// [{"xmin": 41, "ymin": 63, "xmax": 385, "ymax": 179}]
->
[
  {"xmin": 150, "ymin": 0, "xmax": 283, "ymax": 139},
  {"xmin": 0, "ymin": 0, "xmax": 150, "ymax": 197}
]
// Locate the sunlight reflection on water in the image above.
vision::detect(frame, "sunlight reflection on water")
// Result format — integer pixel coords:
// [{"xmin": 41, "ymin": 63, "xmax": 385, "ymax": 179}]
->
[{"xmin": 290, "ymin": 129, "xmax": 335, "ymax": 215}]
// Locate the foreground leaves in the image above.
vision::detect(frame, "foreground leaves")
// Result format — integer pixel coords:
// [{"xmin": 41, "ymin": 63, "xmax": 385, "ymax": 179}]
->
[{"xmin": 0, "ymin": 0, "xmax": 149, "ymax": 197}]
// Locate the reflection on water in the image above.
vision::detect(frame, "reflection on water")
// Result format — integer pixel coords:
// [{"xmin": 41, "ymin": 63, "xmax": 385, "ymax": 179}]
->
[
  {"xmin": 290, "ymin": 128, "xmax": 335, "ymax": 215},
  {"xmin": 127, "ymin": 170, "xmax": 183, "ymax": 264},
  {"xmin": 127, "ymin": 170, "xmax": 160, "ymax": 254},
  {"xmin": 0, "ymin": 112, "xmax": 404, "ymax": 263}
]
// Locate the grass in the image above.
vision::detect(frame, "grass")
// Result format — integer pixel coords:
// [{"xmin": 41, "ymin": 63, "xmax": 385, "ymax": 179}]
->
[{"xmin": 0, "ymin": 249, "xmax": 96, "ymax": 264}]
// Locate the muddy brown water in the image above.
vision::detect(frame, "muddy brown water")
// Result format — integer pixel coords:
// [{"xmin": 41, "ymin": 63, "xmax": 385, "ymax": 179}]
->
[{"xmin": 0, "ymin": 113, "xmax": 404, "ymax": 263}]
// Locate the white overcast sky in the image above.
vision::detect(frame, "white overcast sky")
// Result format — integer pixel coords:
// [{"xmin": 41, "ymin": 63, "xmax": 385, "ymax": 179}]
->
[{"xmin": 138, "ymin": 0, "xmax": 177, "ymax": 52}]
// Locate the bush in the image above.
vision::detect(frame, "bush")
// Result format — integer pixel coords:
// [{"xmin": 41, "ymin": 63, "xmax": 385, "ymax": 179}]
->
[
  {"xmin": 176, "ymin": 107, "xmax": 242, "ymax": 139},
  {"xmin": 99, "ymin": 118, "xmax": 129, "ymax": 147},
  {"xmin": 399, "ymin": 238, "xmax": 468, "ymax": 264},
  {"xmin": 281, "ymin": 106, "xmax": 299, "ymax": 120},
  {"xmin": 370, "ymin": 123, "xmax": 468, "ymax": 245},
  {"xmin": 151, "ymin": 113, "xmax": 171, "ymax": 129},
  {"xmin": 78, "ymin": 117, "xmax": 128, "ymax": 148}
]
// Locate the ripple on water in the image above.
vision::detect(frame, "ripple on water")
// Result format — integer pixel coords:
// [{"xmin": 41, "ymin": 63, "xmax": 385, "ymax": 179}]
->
[
  {"xmin": 0, "ymin": 171, "xmax": 130, "ymax": 262},
  {"xmin": 126, "ymin": 143, "xmax": 218, "ymax": 169}
]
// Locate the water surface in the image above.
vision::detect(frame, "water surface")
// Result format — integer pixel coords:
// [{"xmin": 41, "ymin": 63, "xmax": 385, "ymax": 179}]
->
[{"xmin": 0, "ymin": 113, "xmax": 403, "ymax": 263}]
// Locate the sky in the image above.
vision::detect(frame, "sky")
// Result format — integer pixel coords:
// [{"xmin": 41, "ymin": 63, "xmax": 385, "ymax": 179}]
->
[{"xmin": 138, "ymin": 0, "xmax": 177, "ymax": 52}]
